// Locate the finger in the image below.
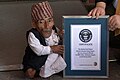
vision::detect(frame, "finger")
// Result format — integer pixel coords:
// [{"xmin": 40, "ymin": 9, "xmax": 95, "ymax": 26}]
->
[
  {"xmin": 58, "ymin": 50, "xmax": 63, "ymax": 54},
  {"xmin": 110, "ymin": 18, "xmax": 116, "ymax": 27},
  {"xmin": 59, "ymin": 45, "xmax": 64, "ymax": 48},
  {"xmin": 60, "ymin": 48, "xmax": 64, "ymax": 51},
  {"xmin": 96, "ymin": 10, "xmax": 101, "ymax": 19},
  {"xmin": 92, "ymin": 9, "xmax": 97, "ymax": 18},
  {"xmin": 109, "ymin": 26, "xmax": 114, "ymax": 31},
  {"xmin": 109, "ymin": 28, "xmax": 112, "ymax": 31},
  {"xmin": 109, "ymin": 25, "xmax": 114, "ymax": 30},
  {"xmin": 109, "ymin": 16, "xmax": 114, "ymax": 27},
  {"xmin": 109, "ymin": 22, "xmax": 117, "ymax": 31},
  {"xmin": 100, "ymin": 10, "xmax": 105, "ymax": 16},
  {"xmin": 62, "ymin": 30, "xmax": 64, "ymax": 34},
  {"xmin": 112, "ymin": 27, "xmax": 116, "ymax": 31},
  {"xmin": 108, "ymin": 24, "xmax": 113, "ymax": 31},
  {"xmin": 109, "ymin": 27, "xmax": 116, "ymax": 31},
  {"xmin": 88, "ymin": 10, "xmax": 93, "ymax": 16},
  {"xmin": 112, "ymin": 20, "xmax": 116, "ymax": 27}
]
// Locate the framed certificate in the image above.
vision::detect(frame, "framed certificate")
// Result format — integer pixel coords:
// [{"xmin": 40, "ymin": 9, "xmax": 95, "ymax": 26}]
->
[{"xmin": 63, "ymin": 16, "xmax": 109, "ymax": 78}]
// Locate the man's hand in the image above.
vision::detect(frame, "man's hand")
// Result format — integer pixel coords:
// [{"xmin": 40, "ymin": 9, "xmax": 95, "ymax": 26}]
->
[
  {"xmin": 109, "ymin": 14, "xmax": 120, "ymax": 31},
  {"xmin": 58, "ymin": 29, "xmax": 64, "ymax": 39},
  {"xmin": 50, "ymin": 45, "xmax": 64, "ymax": 54},
  {"xmin": 88, "ymin": 6, "xmax": 105, "ymax": 19},
  {"xmin": 88, "ymin": 2, "xmax": 106, "ymax": 19}
]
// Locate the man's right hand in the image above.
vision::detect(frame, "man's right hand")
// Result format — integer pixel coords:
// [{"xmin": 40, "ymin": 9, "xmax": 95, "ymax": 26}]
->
[
  {"xmin": 50, "ymin": 45, "xmax": 64, "ymax": 54},
  {"xmin": 88, "ymin": 6, "xmax": 105, "ymax": 19},
  {"xmin": 88, "ymin": 2, "xmax": 106, "ymax": 19}
]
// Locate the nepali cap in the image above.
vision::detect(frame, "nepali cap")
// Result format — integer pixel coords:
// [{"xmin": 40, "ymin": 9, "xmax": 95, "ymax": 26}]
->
[{"xmin": 31, "ymin": 1, "xmax": 53, "ymax": 22}]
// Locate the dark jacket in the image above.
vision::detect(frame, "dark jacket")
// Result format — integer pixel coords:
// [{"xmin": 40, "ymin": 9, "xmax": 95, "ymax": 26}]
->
[
  {"xmin": 96, "ymin": 0, "xmax": 116, "ymax": 15},
  {"xmin": 96, "ymin": 0, "xmax": 114, "ymax": 6},
  {"xmin": 22, "ymin": 26, "xmax": 59, "ymax": 72},
  {"xmin": 22, "ymin": 28, "xmax": 48, "ymax": 72}
]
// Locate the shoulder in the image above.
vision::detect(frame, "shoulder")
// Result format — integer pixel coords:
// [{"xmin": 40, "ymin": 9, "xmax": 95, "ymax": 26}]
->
[
  {"xmin": 26, "ymin": 28, "xmax": 38, "ymax": 38},
  {"xmin": 27, "ymin": 28, "xmax": 38, "ymax": 33},
  {"xmin": 27, "ymin": 28, "xmax": 39, "ymax": 35}
]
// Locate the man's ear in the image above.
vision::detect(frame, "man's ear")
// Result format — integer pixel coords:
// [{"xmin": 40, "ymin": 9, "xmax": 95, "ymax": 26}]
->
[{"xmin": 31, "ymin": 21, "xmax": 37, "ymax": 28}]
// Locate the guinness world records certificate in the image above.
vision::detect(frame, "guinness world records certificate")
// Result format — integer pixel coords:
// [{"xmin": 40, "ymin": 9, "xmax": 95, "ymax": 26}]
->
[
  {"xmin": 63, "ymin": 16, "xmax": 109, "ymax": 78},
  {"xmin": 71, "ymin": 24, "xmax": 101, "ymax": 70}
]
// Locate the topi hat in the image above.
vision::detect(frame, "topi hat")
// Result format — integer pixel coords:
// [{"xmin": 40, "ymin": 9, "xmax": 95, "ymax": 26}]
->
[{"xmin": 31, "ymin": 1, "xmax": 53, "ymax": 22}]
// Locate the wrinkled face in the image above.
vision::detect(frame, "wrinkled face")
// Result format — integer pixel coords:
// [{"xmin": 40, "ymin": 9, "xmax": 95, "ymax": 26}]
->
[{"xmin": 36, "ymin": 17, "xmax": 54, "ymax": 38}]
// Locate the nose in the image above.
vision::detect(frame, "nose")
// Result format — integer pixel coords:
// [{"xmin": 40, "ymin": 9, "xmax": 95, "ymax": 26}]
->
[{"xmin": 44, "ymin": 21, "xmax": 48, "ymax": 28}]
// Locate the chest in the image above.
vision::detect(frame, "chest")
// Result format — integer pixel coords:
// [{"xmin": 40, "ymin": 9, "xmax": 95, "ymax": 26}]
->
[{"xmin": 45, "ymin": 33, "xmax": 59, "ymax": 46}]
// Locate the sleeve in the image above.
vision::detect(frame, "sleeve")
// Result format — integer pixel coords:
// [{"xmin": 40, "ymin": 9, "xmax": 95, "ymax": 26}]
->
[
  {"xmin": 95, "ymin": 0, "xmax": 113, "ymax": 5},
  {"xmin": 95, "ymin": 0, "xmax": 106, "ymax": 3},
  {"xmin": 28, "ymin": 32, "xmax": 51, "ymax": 56}
]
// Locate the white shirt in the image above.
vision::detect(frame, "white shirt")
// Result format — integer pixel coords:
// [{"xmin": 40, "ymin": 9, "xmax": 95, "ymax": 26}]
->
[
  {"xmin": 113, "ymin": 0, "xmax": 118, "ymax": 8},
  {"xmin": 28, "ymin": 30, "xmax": 66, "ymax": 78}
]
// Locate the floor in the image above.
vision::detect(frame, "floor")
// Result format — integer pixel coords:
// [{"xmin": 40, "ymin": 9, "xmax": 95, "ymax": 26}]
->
[
  {"xmin": 0, "ymin": 48, "xmax": 120, "ymax": 80},
  {"xmin": 0, "ymin": 61, "xmax": 119, "ymax": 80}
]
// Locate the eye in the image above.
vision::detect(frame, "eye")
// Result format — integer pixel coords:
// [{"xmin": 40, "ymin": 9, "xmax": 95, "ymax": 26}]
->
[
  {"xmin": 48, "ymin": 19, "xmax": 51, "ymax": 22},
  {"xmin": 39, "ymin": 21, "xmax": 43, "ymax": 23},
  {"xmin": 39, "ymin": 20, "xmax": 44, "ymax": 24},
  {"xmin": 48, "ymin": 18, "xmax": 53, "ymax": 22},
  {"xmin": 38, "ymin": 19, "xmax": 44, "ymax": 23}
]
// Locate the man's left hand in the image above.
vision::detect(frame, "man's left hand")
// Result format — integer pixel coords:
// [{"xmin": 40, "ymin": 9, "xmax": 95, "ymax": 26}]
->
[{"xmin": 109, "ymin": 14, "xmax": 120, "ymax": 31}]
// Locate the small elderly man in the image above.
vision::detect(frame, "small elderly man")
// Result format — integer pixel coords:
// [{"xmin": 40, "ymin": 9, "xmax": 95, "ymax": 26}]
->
[{"xmin": 22, "ymin": 1, "xmax": 66, "ymax": 78}]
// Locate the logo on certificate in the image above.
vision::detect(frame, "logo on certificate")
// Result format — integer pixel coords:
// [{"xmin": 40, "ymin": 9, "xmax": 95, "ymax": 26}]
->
[{"xmin": 79, "ymin": 29, "xmax": 92, "ymax": 43}]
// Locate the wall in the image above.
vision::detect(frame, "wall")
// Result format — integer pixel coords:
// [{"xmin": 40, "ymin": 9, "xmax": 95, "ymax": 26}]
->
[{"xmin": 0, "ymin": 0, "xmax": 87, "ymax": 71}]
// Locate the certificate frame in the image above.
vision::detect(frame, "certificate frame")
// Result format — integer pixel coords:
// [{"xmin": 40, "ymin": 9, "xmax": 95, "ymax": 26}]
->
[{"xmin": 63, "ymin": 16, "xmax": 109, "ymax": 78}]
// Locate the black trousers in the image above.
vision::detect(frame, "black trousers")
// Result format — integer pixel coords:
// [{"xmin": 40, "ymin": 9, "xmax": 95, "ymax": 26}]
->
[
  {"xmin": 109, "ymin": 31, "xmax": 120, "ymax": 60},
  {"xmin": 109, "ymin": 31, "xmax": 120, "ymax": 48}
]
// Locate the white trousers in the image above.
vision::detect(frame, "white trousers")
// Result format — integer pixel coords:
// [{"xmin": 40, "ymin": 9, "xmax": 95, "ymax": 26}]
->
[{"xmin": 39, "ymin": 53, "xmax": 67, "ymax": 78}]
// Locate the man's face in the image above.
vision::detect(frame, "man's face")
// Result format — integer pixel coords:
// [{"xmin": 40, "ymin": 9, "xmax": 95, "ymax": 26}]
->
[{"xmin": 36, "ymin": 17, "xmax": 54, "ymax": 38}]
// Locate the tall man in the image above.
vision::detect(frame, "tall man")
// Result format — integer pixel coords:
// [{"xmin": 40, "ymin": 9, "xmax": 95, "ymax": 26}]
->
[{"xmin": 88, "ymin": 0, "xmax": 120, "ymax": 62}]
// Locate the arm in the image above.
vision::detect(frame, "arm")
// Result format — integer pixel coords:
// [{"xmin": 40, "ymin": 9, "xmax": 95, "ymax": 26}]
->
[
  {"xmin": 28, "ymin": 32, "xmax": 64, "ymax": 55},
  {"xmin": 28, "ymin": 32, "xmax": 51, "ymax": 56}
]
